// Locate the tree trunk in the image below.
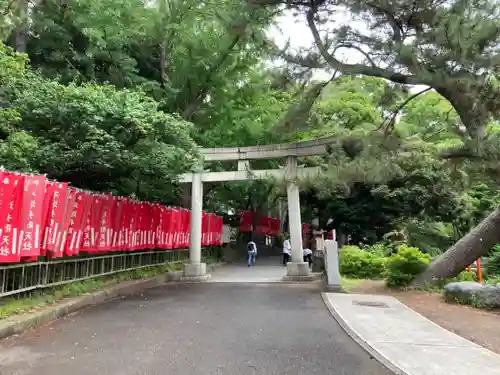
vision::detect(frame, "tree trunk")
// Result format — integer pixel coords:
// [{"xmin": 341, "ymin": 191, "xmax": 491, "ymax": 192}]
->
[
  {"xmin": 413, "ymin": 207, "xmax": 500, "ymax": 287},
  {"xmin": 159, "ymin": 40, "xmax": 167, "ymax": 86},
  {"xmin": 14, "ymin": 0, "xmax": 29, "ymax": 53},
  {"xmin": 435, "ymin": 85, "xmax": 489, "ymax": 143},
  {"xmin": 180, "ymin": 184, "xmax": 191, "ymax": 209}
]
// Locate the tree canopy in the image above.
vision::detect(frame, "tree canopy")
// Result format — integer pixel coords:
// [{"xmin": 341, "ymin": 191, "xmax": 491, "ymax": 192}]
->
[{"xmin": 263, "ymin": 0, "xmax": 500, "ymax": 154}]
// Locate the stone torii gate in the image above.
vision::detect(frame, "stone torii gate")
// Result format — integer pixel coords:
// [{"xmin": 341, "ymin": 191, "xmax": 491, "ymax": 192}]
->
[{"xmin": 179, "ymin": 136, "xmax": 335, "ymax": 281}]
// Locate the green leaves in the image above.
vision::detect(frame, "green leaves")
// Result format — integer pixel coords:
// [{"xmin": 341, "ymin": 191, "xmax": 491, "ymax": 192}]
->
[
  {"xmin": 0, "ymin": 131, "xmax": 39, "ymax": 172},
  {"xmin": 385, "ymin": 245, "xmax": 431, "ymax": 287},
  {"xmin": 278, "ymin": 0, "xmax": 500, "ymax": 144},
  {"xmin": 0, "ymin": 41, "xmax": 198, "ymax": 203}
]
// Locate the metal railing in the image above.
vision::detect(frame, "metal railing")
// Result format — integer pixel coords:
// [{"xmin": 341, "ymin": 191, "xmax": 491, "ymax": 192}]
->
[{"xmin": 0, "ymin": 250, "xmax": 190, "ymax": 299}]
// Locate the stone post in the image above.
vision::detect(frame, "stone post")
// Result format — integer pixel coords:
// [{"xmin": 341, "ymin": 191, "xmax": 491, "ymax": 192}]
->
[
  {"xmin": 312, "ymin": 230, "xmax": 325, "ymax": 272},
  {"xmin": 182, "ymin": 170, "xmax": 210, "ymax": 281},
  {"xmin": 324, "ymin": 240, "xmax": 342, "ymax": 292}
]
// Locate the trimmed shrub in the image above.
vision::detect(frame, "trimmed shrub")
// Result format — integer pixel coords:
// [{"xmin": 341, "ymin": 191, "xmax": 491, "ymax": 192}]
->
[
  {"xmin": 486, "ymin": 276, "xmax": 500, "ymax": 286},
  {"xmin": 363, "ymin": 242, "xmax": 393, "ymax": 257},
  {"xmin": 457, "ymin": 270, "xmax": 477, "ymax": 282},
  {"xmin": 384, "ymin": 245, "xmax": 431, "ymax": 287},
  {"xmin": 339, "ymin": 245, "xmax": 386, "ymax": 279}
]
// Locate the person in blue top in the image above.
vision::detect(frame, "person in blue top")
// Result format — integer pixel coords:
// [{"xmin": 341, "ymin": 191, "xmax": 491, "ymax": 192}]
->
[{"xmin": 247, "ymin": 240, "xmax": 257, "ymax": 267}]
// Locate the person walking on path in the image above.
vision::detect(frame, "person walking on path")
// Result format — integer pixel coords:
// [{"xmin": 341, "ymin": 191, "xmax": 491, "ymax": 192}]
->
[
  {"xmin": 247, "ymin": 240, "xmax": 257, "ymax": 267},
  {"xmin": 283, "ymin": 236, "xmax": 291, "ymax": 265}
]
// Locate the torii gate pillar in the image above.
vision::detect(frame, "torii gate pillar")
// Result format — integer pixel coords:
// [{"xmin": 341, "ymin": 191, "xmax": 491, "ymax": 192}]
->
[
  {"xmin": 181, "ymin": 170, "xmax": 209, "ymax": 281},
  {"xmin": 284, "ymin": 156, "xmax": 310, "ymax": 280}
]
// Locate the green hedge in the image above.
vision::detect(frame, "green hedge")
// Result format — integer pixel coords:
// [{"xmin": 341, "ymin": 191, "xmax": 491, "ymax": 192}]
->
[
  {"xmin": 339, "ymin": 245, "xmax": 386, "ymax": 279},
  {"xmin": 457, "ymin": 270, "xmax": 476, "ymax": 282},
  {"xmin": 384, "ymin": 245, "xmax": 431, "ymax": 287},
  {"xmin": 339, "ymin": 243, "xmax": 436, "ymax": 287},
  {"xmin": 485, "ymin": 246, "xmax": 500, "ymax": 276}
]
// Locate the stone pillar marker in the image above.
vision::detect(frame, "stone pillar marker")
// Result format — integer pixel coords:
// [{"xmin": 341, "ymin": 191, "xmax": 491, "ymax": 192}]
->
[
  {"xmin": 311, "ymin": 230, "xmax": 325, "ymax": 272},
  {"xmin": 324, "ymin": 240, "xmax": 342, "ymax": 292},
  {"xmin": 182, "ymin": 170, "xmax": 210, "ymax": 281}
]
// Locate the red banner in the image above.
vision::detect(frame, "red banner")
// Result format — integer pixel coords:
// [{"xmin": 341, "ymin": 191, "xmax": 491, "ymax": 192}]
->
[
  {"xmin": 164, "ymin": 208, "xmax": 173, "ymax": 249},
  {"xmin": 326, "ymin": 230, "xmax": 336, "ymax": 241},
  {"xmin": 114, "ymin": 198, "xmax": 125, "ymax": 251},
  {"xmin": 206, "ymin": 213, "xmax": 213, "ymax": 246},
  {"xmin": 64, "ymin": 190, "xmax": 88, "ymax": 256},
  {"xmin": 81, "ymin": 194, "xmax": 96, "ymax": 254},
  {"xmin": 42, "ymin": 182, "xmax": 68, "ymax": 257},
  {"xmin": 256, "ymin": 215, "xmax": 268, "ymax": 235},
  {"xmin": 239, "ymin": 210, "xmax": 253, "ymax": 232},
  {"xmin": 19, "ymin": 175, "xmax": 46, "ymax": 259},
  {"xmin": 105, "ymin": 196, "xmax": 117, "ymax": 251},
  {"xmin": 169, "ymin": 209, "xmax": 176, "ymax": 249},
  {"xmin": 57, "ymin": 188, "xmax": 76, "ymax": 257},
  {"xmin": 216, "ymin": 216, "xmax": 223, "ymax": 245},
  {"xmin": 96, "ymin": 195, "xmax": 111, "ymax": 252},
  {"xmin": 0, "ymin": 173, "xmax": 25, "ymax": 263},
  {"xmin": 239, "ymin": 211, "xmax": 280, "ymax": 237},
  {"xmin": 210, "ymin": 214, "xmax": 217, "ymax": 245},
  {"xmin": 267, "ymin": 217, "xmax": 280, "ymax": 237},
  {"xmin": 202, "ymin": 212, "xmax": 208, "ymax": 246},
  {"xmin": 40, "ymin": 182, "xmax": 54, "ymax": 256},
  {"xmin": 302, "ymin": 223, "xmax": 310, "ymax": 234},
  {"xmin": 180, "ymin": 209, "xmax": 189, "ymax": 248}
]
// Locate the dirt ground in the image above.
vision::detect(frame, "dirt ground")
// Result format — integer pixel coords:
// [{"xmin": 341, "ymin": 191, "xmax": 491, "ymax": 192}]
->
[{"xmin": 351, "ymin": 280, "xmax": 500, "ymax": 355}]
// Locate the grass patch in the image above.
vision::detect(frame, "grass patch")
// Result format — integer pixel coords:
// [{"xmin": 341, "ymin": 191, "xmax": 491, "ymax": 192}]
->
[
  {"xmin": 341, "ymin": 278, "xmax": 365, "ymax": 292},
  {"xmin": 0, "ymin": 260, "xmax": 188, "ymax": 320}
]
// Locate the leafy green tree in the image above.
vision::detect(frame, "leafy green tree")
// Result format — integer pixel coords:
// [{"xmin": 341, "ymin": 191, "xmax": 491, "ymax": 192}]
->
[
  {"xmin": 0, "ymin": 42, "xmax": 199, "ymax": 204},
  {"xmin": 396, "ymin": 91, "xmax": 463, "ymax": 148},
  {"xmin": 24, "ymin": 0, "xmax": 276, "ymax": 122},
  {"xmin": 267, "ymin": 0, "xmax": 500, "ymax": 148}
]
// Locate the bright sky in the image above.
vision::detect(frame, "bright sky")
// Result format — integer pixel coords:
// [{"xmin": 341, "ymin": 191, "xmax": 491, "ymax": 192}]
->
[
  {"xmin": 268, "ymin": 10, "xmax": 365, "ymax": 80},
  {"xmin": 269, "ymin": 11, "xmax": 426, "ymax": 93},
  {"xmin": 270, "ymin": 12, "xmax": 314, "ymax": 51}
]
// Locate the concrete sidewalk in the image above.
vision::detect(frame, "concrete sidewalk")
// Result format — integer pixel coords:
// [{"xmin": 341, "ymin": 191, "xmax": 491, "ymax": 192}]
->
[
  {"xmin": 322, "ymin": 293, "xmax": 500, "ymax": 375},
  {"xmin": 209, "ymin": 256, "xmax": 286, "ymax": 283}
]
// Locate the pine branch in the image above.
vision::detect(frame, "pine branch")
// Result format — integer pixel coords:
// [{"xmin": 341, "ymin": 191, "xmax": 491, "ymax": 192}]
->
[
  {"xmin": 378, "ymin": 87, "xmax": 432, "ymax": 134},
  {"xmin": 306, "ymin": 5, "xmax": 424, "ymax": 86}
]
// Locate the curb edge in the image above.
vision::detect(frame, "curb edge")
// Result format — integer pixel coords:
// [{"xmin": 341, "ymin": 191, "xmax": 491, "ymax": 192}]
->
[{"xmin": 320, "ymin": 292, "xmax": 407, "ymax": 375}]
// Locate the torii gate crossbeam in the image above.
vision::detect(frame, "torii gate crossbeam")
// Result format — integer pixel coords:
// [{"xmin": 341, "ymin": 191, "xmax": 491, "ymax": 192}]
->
[{"xmin": 179, "ymin": 136, "xmax": 335, "ymax": 282}]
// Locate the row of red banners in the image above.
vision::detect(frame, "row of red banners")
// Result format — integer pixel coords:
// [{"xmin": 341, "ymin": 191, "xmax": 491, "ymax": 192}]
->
[
  {"xmin": 240, "ymin": 213, "xmax": 334, "ymax": 240},
  {"xmin": 239, "ymin": 211, "xmax": 280, "ymax": 236},
  {"xmin": 0, "ymin": 172, "xmax": 224, "ymax": 263}
]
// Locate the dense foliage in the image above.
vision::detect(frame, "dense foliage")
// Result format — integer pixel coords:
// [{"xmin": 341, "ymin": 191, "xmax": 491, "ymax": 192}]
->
[
  {"xmin": 0, "ymin": 42, "xmax": 198, "ymax": 203},
  {"xmin": 384, "ymin": 245, "xmax": 431, "ymax": 287},
  {"xmin": 339, "ymin": 245, "xmax": 386, "ymax": 279},
  {"xmin": 0, "ymin": 0, "xmax": 498, "ymax": 276},
  {"xmin": 0, "ymin": 0, "xmax": 287, "ymax": 205},
  {"xmin": 338, "ymin": 243, "xmax": 432, "ymax": 287}
]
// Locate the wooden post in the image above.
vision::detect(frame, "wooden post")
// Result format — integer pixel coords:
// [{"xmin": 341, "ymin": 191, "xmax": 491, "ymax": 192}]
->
[{"xmin": 477, "ymin": 258, "xmax": 483, "ymax": 283}]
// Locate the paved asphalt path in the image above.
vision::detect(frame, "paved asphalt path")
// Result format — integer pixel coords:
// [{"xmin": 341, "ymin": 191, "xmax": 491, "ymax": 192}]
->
[{"xmin": 1, "ymin": 282, "xmax": 393, "ymax": 375}]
